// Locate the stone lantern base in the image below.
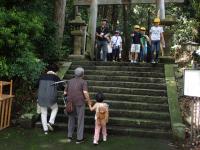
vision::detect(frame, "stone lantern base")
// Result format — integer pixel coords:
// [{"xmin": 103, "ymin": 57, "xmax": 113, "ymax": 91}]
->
[{"xmin": 68, "ymin": 54, "xmax": 87, "ymax": 61}]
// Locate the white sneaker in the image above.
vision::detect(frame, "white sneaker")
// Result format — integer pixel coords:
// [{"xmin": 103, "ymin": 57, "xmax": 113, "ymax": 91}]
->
[
  {"xmin": 103, "ymin": 137, "xmax": 107, "ymax": 142},
  {"xmin": 131, "ymin": 60, "xmax": 134, "ymax": 63},
  {"xmin": 47, "ymin": 123, "xmax": 54, "ymax": 131},
  {"xmin": 93, "ymin": 140, "xmax": 98, "ymax": 145},
  {"xmin": 44, "ymin": 131, "xmax": 48, "ymax": 135},
  {"xmin": 67, "ymin": 137, "xmax": 72, "ymax": 143}
]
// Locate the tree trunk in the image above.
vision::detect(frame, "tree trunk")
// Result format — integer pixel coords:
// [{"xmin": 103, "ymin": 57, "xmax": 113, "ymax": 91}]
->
[
  {"xmin": 86, "ymin": 0, "xmax": 98, "ymax": 60},
  {"xmin": 122, "ymin": 4, "xmax": 130, "ymax": 61},
  {"xmin": 54, "ymin": 0, "xmax": 67, "ymax": 48},
  {"xmin": 112, "ymin": 5, "xmax": 118, "ymax": 31}
]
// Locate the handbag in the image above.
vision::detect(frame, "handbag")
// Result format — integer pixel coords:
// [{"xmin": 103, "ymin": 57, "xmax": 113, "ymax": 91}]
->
[{"xmin": 65, "ymin": 101, "xmax": 73, "ymax": 113}]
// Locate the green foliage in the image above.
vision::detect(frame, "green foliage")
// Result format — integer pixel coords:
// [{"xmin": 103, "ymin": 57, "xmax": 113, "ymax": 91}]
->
[
  {"xmin": 0, "ymin": 57, "xmax": 10, "ymax": 77},
  {"xmin": 167, "ymin": 2, "xmax": 200, "ymax": 44},
  {"xmin": 0, "ymin": 8, "xmax": 45, "ymax": 57},
  {"xmin": 0, "ymin": 8, "xmax": 46, "ymax": 85},
  {"xmin": 11, "ymin": 51, "xmax": 46, "ymax": 85}
]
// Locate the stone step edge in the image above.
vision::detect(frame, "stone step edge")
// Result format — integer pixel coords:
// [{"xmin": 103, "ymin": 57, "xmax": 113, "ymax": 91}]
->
[
  {"xmin": 57, "ymin": 105, "xmax": 170, "ymax": 115},
  {"xmin": 88, "ymin": 86, "xmax": 167, "ymax": 92},
  {"xmin": 70, "ymin": 65, "xmax": 164, "ymax": 69},
  {"xmin": 58, "ymin": 92, "xmax": 168, "ymax": 100},
  {"xmin": 57, "ymin": 100, "xmax": 169, "ymax": 108},
  {"xmin": 65, "ymin": 74, "xmax": 165, "ymax": 80},
  {"xmin": 55, "ymin": 114, "xmax": 171, "ymax": 125},
  {"xmin": 35, "ymin": 122, "xmax": 171, "ymax": 138},
  {"xmin": 68, "ymin": 69, "xmax": 165, "ymax": 75}
]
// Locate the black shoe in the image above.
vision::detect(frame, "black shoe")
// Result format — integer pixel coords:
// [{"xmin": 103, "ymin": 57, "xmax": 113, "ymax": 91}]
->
[{"xmin": 76, "ymin": 139, "xmax": 84, "ymax": 144}]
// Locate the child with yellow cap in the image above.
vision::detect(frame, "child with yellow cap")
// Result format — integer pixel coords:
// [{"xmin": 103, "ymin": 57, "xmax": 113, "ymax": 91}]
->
[{"xmin": 130, "ymin": 25, "xmax": 142, "ymax": 63}]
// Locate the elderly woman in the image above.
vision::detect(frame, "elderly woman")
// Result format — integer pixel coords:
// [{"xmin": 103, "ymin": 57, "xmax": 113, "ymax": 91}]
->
[{"xmin": 64, "ymin": 67, "xmax": 91, "ymax": 144}]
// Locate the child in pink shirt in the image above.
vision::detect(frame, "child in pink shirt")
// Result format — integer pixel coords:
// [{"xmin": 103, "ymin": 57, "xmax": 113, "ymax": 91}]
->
[{"xmin": 89, "ymin": 92, "xmax": 109, "ymax": 145}]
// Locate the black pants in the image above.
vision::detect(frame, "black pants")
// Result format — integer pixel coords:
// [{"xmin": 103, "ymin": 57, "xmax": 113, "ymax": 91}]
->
[{"xmin": 112, "ymin": 47, "xmax": 120, "ymax": 61}]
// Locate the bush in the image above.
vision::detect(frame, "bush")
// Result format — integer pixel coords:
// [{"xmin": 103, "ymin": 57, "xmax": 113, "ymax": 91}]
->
[{"xmin": 0, "ymin": 8, "xmax": 46, "ymax": 85}]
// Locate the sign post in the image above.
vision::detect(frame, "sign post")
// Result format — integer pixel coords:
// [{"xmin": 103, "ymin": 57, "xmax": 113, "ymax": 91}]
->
[{"xmin": 184, "ymin": 69, "xmax": 200, "ymax": 143}]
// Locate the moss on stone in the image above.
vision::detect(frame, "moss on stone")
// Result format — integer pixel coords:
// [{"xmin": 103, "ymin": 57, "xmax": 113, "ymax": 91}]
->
[
  {"xmin": 57, "ymin": 62, "xmax": 72, "ymax": 79},
  {"xmin": 164, "ymin": 64, "xmax": 185, "ymax": 141}
]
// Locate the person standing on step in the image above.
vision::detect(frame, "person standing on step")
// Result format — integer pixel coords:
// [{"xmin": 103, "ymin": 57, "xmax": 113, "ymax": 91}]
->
[
  {"xmin": 64, "ymin": 67, "xmax": 91, "ymax": 144},
  {"xmin": 111, "ymin": 30, "xmax": 122, "ymax": 62},
  {"xmin": 96, "ymin": 19, "xmax": 110, "ymax": 62},
  {"xmin": 37, "ymin": 64, "xmax": 62, "ymax": 135},
  {"xmin": 130, "ymin": 25, "xmax": 142, "ymax": 63},
  {"xmin": 140, "ymin": 27, "xmax": 150, "ymax": 63},
  {"xmin": 149, "ymin": 18, "xmax": 165, "ymax": 63},
  {"xmin": 89, "ymin": 92, "xmax": 109, "ymax": 145},
  {"xmin": 107, "ymin": 35, "xmax": 113, "ymax": 61}
]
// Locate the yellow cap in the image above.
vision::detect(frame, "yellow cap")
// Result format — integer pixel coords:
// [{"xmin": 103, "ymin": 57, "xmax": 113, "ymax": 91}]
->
[
  {"xmin": 154, "ymin": 18, "xmax": 160, "ymax": 23},
  {"xmin": 134, "ymin": 25, "xmax": 140, "ymax": 29},
  {"xmin": 140, "ymin": 27, "xmax": 146, "ymax": 31}
]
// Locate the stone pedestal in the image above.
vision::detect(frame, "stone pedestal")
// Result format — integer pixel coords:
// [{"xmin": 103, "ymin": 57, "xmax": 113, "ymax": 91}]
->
[
  {"xmin": 69, "ymin": 13, "xmax": 86, "ymax": 60},
  {"xmin": 159, "ymin": 16, "xmax": 177, "ymax": 63}
]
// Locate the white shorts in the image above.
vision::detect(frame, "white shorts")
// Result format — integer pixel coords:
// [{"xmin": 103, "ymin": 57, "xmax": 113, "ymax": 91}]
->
[{"xmin": 131, "ymin": 44, "xmax": 140, "ymax": 53}]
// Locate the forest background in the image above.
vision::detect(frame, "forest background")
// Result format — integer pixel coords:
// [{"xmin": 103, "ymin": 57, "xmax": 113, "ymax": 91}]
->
[{"xmin": 0, "ymin": 0, "xmax": 199, "ymax": 115}]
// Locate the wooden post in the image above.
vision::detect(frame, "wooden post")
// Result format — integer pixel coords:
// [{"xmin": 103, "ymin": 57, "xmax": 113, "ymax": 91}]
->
[
  {"xmin": 10, "ymin": 80, "xmax": 13, "ymax": 96},
  {"xmin": 86, "ymin": 0, "xmax": 98, "ymax": 60},
  {"xmin": 0, "ymin": 81, "xmax": 2, "ymax": 97}
]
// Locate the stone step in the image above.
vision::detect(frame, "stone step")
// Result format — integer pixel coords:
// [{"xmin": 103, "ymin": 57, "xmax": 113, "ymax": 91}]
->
[
  {"xmin": 57, "ymin": 100, "xmax": 169, "ymax": 112},
  {"xmin": 54, "ymin": 115, "xmax": 171, "ymax": 130},
  {"xmin": 88, "ymin": 86, "xmax": 167, "ymax": 97},
  {"xmin": 63, "ymin": 80, "xmax": 166, "ymax": 90},
  {"xmin": 35, "ymin": 122, "xmax": 171, "ymax": 139},
  {"xmin": 70, "ymin": 65, "xmax": 164, "ymax": 72},
  {"xmin": 87, "ymin": 80, "xmax": 166, "ymax": 90},
  {"xmin": 57, "ymin": 106, "xmax": 170, "ymax": 121},
  {"xmin": 58, "ymin": 92, "xmax": 168, "ymax": 104},
  {"xmin": 71, "ymin": 61, "xmax": 164, "ymax": 68},
  {"xmin": 64, "ymin": 74, "xmax": 165, "ymax": 83},
  {"xmin": 67, "ymin": 70, "xmax": 165, "ymax": 78}
]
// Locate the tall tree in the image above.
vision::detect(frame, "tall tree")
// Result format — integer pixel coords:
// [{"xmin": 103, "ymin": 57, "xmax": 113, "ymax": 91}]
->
[
  {"xmin": 54, "ymin": 0, "xmax": 67, "ymax": 48},
  {"xmin": 122, "ymin": 4, "xmax": 130, "ymax": 61}
]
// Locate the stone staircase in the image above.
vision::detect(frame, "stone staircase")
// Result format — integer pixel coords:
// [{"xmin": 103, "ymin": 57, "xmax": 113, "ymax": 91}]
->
[{"xmin": 37, "ymin": 61, "xmax": 172, "ymax": 138}]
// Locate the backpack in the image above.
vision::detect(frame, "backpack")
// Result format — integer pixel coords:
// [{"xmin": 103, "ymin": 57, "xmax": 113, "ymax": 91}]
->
[{"xmin": 97, "ymin": 106, "xmax": 107, "ymax": 120}]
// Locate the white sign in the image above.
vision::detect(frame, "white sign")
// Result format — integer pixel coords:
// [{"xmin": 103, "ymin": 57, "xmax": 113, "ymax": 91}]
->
[{"xmin": 184, "ymin": 69, "xmax": 200, "ymax": 97}]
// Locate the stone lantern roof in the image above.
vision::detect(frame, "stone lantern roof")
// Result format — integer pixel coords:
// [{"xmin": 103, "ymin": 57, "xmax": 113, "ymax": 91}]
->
[{"xmin": 69, "ymin": 13, "xmax": 86, "ymax": 26}]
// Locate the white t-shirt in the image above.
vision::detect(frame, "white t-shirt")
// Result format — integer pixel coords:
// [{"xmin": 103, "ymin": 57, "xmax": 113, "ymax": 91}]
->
[
  {"xmin": 150, "ymin": 26, "xmax": 164, "ymax": 41},
  {"xmin": 111, "ymin": 35, "xmax": 122, "ymax": 46}
]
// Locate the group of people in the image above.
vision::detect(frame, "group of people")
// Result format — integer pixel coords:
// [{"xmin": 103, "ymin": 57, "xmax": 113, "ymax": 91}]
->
[
  {"xmin": 37, "ymin": 65, "xmax": 109, "ymax": 145},
  {"xmin": 96, "ymin": 17, "xmax": 165, "ymax": 63},
  {"xmin": 96, "ymin": 19, "xmax": 122, "ymax": 62}
]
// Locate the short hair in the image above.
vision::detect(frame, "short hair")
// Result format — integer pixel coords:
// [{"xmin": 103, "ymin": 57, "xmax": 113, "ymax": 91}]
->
[
  {"xmin": 74, "ymin": 67, "xmax": 84, "ymax": 77},
  {"xmin": 47, "ymin": 63, "xmax": 59, "ymax": 72},
  {"xmin": 101, "ymin": 18, "xmax": 108, "ymax": 23},
  {"xmin": 95, "ymin": 92, "xmax": 105, "ymax": 102}
]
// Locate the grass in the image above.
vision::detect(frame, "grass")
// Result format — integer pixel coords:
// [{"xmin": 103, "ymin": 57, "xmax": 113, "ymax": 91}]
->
[{"xmin": 0, "ymin": 127, "xmax": 178, "ymax": 150}]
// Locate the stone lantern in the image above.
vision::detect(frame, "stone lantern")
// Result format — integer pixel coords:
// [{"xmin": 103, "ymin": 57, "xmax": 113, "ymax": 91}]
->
[
  {"xmin": 69, "ymin": 13, "xmax": 87, "ymax": 59},
  {"xmin": 160, "ymin": 15, "xmax": 177, "ymax": 63}
]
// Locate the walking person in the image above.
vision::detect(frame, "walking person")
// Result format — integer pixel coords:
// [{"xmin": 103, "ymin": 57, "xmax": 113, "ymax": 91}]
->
[
  {"xmin": 37, "ymin": 64, "xmax": 61, "ymax": 135},
  {"xmin": 140, "ymin": 27, "xmax": 150, "ymax": 63},
  {"xmin": 111, "ymin": 30, "xmax": 122, "ymax": 62},
  {"xmin": 130, "ymin": 25, "xmax": 142, "ymax": 63},
  {"xmin": 64, "ymin": 67, "xmax": 91, "ymax": 144},
  {"xmin": 96, "ymin": 19, "xmax": 110, "ymax": 62},
  {"xmin": 149, "ymin": 18, "xmax": 165, "ymax": 63},
  {"xmin": 89, "ymin": 92, "xmax": 109, "ymax": 145}
]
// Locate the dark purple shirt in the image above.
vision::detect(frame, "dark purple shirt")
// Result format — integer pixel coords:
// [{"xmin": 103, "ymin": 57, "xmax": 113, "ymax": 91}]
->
[{"xmin": 66, "ymin": 77, "xmax": 88, "ymax": 106}]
